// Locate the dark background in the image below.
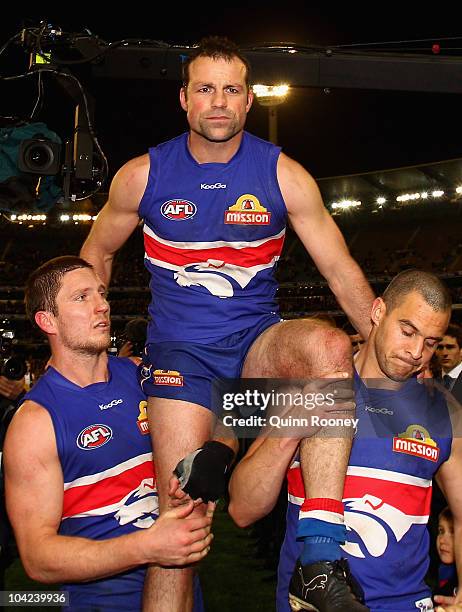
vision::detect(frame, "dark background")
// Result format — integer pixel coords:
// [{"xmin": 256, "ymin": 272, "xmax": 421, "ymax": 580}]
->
[{"xmin": 1, "ymin": 5, "xmax": 462, "ymax": 183}]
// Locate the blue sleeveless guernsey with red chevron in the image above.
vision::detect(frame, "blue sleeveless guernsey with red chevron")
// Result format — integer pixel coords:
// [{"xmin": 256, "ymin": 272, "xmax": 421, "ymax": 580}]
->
[
  {"xmin": 278, "ymin": 373, "xmax": 453, "ymax": 612},
  {"xmin": 138, "ymin": 131, "xmax": 287, "ymax": 344},
  {"xmin": 25, "ymin": 356, "xmax": 157, "ymax": 610}
]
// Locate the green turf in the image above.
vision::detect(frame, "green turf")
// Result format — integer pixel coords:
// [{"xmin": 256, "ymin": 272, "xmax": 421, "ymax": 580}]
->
[
  {"xmin": 199, "ymin": 504, "xmax": 277, "ymax": 611},
  {"xmin": 4, "ymin": 505, "xmax": 277, "ymax": 611}
]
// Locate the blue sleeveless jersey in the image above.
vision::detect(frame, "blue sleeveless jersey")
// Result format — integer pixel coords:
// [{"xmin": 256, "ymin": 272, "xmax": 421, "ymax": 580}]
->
[
  {"xmin": 280, "ymin": 374, "xmax": 453, "ymax": 612},
  {"xmin": 25, "ymin": 357, "xmax": 157, "ymax": 610},
  {"xmin": 139, "ymin": 131, "xmax": 287, "ymax": 344}
]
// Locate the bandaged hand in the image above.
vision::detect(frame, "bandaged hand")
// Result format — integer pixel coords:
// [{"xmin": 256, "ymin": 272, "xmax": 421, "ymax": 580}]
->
[{"xmin": 174, "ymin": 441, "xmax": 234, "ymax": 502}]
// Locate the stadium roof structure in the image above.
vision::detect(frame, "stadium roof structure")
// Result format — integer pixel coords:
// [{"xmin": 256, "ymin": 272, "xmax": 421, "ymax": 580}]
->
[
  {"xmin": 317, "ymin": 156, "xmax": 462, "ymax": 213},
  {"xmin": 86, "ymin": 40, "xmax": 462, "ymax": 94}
]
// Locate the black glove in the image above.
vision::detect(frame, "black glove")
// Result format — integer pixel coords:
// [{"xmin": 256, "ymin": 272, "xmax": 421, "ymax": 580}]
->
[{"xmin": 174, "ymin": 441, "xmax": 234, "ymax": 502}]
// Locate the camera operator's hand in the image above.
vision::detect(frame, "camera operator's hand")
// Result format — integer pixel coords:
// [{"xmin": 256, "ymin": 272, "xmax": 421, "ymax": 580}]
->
[{"xmin": 0, "ymin": 376, "xmax": 25, "ymax": 401}]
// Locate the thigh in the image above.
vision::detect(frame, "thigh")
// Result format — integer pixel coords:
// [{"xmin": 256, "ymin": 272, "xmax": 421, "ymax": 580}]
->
[{"xmin": 242, "ymin": 318, "xmax": 351, "ymax": 378}]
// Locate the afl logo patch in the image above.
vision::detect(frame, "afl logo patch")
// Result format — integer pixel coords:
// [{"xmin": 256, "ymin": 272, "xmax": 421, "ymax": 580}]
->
[
  {"xmin": 161, "ymin": 200, "xmax": 197, "ymax": 220},
  {"xmin": 77, "ymin": 424, "xmax": 113, "ymax": 450}
]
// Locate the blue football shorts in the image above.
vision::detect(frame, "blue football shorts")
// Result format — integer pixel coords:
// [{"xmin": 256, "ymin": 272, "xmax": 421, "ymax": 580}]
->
[{"xmin": 138, "ymin": 316, "xmax": 279, "ymax": 414}]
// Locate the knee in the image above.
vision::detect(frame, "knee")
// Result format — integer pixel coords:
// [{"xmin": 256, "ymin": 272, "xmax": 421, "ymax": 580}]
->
[
  {"xmin": 319, "ymin": 326, "xmax": 351, "ymax": 356},
  {"xmin": 305, "ymin": 326, "xmax": 353, "ymax": 374}
]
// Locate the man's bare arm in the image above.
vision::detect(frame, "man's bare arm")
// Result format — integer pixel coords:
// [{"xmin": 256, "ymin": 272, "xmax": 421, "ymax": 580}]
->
[
  {"xmin": 278, "ymin": 153, "xmax": 374, "ymax": 339},
  {"xmin": 80, "ymin": 155, "xmax": 149, "ymax": 285},
  {"xmin": 228, "ymin": 435, "xmax": 299, "ymax": 527},
  {"xmin": 4, "ymin": 401, "xmax": 213, "ymax": 584}
]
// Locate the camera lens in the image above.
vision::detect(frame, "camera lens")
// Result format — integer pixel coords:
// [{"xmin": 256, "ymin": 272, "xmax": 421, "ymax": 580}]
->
[
  {"xmin": 25, "ymin": 142, "xmax": 55, "ymax": 172},
  {"xmin": 2, "ymin": 357, "xmax": 27, "ymax": 381},
  {"xmin": 18, "ymin": 138, "xmax": 61, "ymax": 175}
]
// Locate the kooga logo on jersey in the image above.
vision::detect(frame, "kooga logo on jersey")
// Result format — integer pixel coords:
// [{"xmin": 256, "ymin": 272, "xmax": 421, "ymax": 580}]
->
[
  {"xmin": 77, "ymin": 424, "xmax": 113, "ymax": 450},
  {"xmin": 201, "ymin": 183, "xmax": 226, "ymax": 189},
  {"xmin": 161, "ymin": 199, "xmax": 197, "ymax": 220},
  {"xmin": 99, "ymin": 398, "xmax": 123, "ymax": 410}
]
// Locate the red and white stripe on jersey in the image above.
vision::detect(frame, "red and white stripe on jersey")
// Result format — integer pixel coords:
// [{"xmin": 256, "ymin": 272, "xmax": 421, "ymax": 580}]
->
[
  {"xmin": 288, "ymin": 462, "xmax": 432, "ymax": 519},
  {"xmin": 344, "ymin": 466, "xmax": 432, "ymax": 517},
  {"xmin": 63, "ymin": 453, "xmax": 156, "ymax": 519},
  {"xmin": 143, "ymin": 224, "xmax": 285, "ymax": 283}
]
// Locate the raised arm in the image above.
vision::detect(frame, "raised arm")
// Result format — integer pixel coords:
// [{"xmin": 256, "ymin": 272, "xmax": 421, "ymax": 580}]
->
[
  {"xmin": 277, "ymin": 153, "xmax": 374, "ymax": 339},
  {"xmin": 3, "ymin": 401, "xmax": 213, "ymax": 584},
  {"xmin": 80, "ymin": 154, "xmax": 150, "ymax": 286}
]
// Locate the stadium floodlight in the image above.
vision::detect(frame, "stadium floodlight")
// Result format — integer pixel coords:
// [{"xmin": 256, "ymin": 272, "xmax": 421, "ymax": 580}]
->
[{"xmin": 253, "ymin": 84, "xmax": 290, "ymax": 144}]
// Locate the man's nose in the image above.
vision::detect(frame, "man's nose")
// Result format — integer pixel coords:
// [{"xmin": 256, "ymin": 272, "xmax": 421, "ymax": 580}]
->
[
  {"xmin": 409, "ymin": 337, "xmax": 424, "ymax": 360},
  {"xmin": 95, "ymin": 295, "xmax": 109, "ymax": 312},
  {"xmin": 212, "ymin": 90, "xmax": 227, "ymax": 107}
]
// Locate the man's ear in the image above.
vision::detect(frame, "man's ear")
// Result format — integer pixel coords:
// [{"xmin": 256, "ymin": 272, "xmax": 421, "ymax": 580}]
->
[
  {"xmin": 371, "ymin": 297, "xmax": 386, "ymax": 327},
  {"xmin": 246, "ymin": 88, "xmax": 254, "ymax": 112},
  {"xmin": 180, "ymin": 87, "xmax": 188, "ymax": 112},
  {"xmin": 34, "ymin": 311, "xmax": 56, "ymax": 335}
]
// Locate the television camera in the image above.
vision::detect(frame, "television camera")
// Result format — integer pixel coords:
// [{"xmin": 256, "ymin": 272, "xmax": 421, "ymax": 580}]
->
[{"xmin": 0, "ymin": 21, "xmax": 108, "ymax": 208}]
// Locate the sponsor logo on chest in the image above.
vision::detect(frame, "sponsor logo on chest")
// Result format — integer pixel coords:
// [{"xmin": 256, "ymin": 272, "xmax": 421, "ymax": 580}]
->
[
  {"xmin": 392, "ymin": 424, "xmax": 440, "ymax": 462},
  {"xmin": 224, "ymin": 194, "xmax": 271, "ymax": 225}
]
